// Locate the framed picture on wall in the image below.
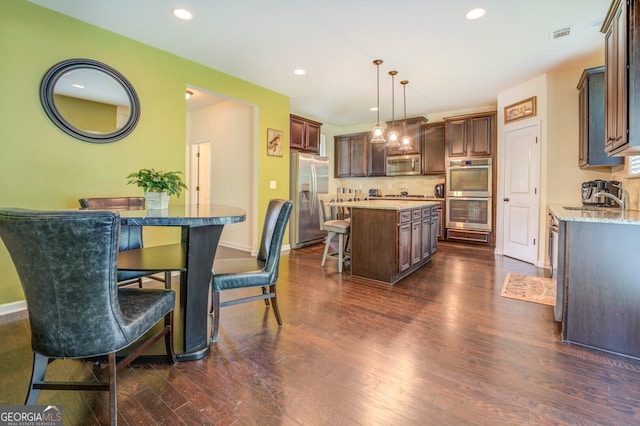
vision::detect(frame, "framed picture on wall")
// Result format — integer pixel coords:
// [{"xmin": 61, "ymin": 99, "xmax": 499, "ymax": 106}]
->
[
  {"xmin": 267, "ymin": 128, "xmax": 283, "ymax": 157},
  {"xmin": 504, "ymin": 96, "xmax": 537, "ymax": 123}
]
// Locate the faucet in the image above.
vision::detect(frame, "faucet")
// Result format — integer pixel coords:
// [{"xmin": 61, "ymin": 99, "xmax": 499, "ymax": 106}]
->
[{"xmin": 593, "ymin": 183, "xmax": 628, "ymax": 210}]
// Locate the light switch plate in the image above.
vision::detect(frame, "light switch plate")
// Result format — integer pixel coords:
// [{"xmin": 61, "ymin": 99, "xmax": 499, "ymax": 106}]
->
[{"xmin": 269, "ymin": 180, "xmax": 277, "ymax": 189}]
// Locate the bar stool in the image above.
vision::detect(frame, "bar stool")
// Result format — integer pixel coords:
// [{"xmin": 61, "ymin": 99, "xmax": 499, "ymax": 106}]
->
[{"xmin": 317, "ymin": 194, "xmax": 350, "ymax": 273}]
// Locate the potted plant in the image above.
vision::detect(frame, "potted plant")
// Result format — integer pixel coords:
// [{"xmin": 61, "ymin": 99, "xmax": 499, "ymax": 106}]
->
[{"xmin": 126, "ymin": 168, "xmax": 188, "ymax": 209}]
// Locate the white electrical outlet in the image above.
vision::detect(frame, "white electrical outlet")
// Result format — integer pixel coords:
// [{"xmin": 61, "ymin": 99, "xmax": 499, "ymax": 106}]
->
[{"xmin": 269, "ymin": 180, "xmax": 277, "ymax": 189}]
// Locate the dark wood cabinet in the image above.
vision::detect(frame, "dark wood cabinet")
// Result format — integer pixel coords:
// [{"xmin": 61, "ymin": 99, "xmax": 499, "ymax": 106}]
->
[
  {"xmin": 369, "ymin": 142, "xmax": 387, "ymax": 176},
  {"xmin": 444, "ymin": 112, "xmax": 495, "ymax": 158},
  {"xmin": 602, "ymin": 0, "xmax": 640, "ymax": 156},
  {"xmin": 577, "ymin": 66, "xmax": 622, "ymax": 168},
  {"xmin": 386, "ymin": 117, "xmax": 428, "ymax": 156},
  {"xmin": 290, "ymin": 114, "xmax": 322, "ymax": 153},
  {"xmin": 334, "ymin": 132, "xmax": 368, "ymax": 177},
  {"xmin": 422, "ymin": 122, "xmax": 445, "ymax": 174},
  {"xmin": 335, "ymin": 131, "xmax": 387, "ymax": 177},
  {"xmin": 351, "ymin": 205, "xmax": 437, "ymax": 284}
]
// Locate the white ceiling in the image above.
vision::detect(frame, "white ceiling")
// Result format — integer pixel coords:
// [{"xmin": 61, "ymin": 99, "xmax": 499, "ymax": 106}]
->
[{"xmin": 28, "ymin": 0, "xmax": 611, "ymax": 126}]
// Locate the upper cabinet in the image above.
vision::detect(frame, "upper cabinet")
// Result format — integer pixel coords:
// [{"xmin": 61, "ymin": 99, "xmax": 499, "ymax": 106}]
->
[
  {"xmin": 386, "ymin": 117, "xmax": 428, "ymax": 156},
  {"xmin": 290, "ymin": 114, "xmax": 322, "ymax": 153},
  {"xmin": 577, "ymin": 66, "xmax": 623, "ymax": 168},
  {"xmin": 601, "ymin": 0, "xmax": 640, "ymax": 156},
  {"xmin": 444, "ymin": 112, "xmax": 496, "ymax": 158},
  {"xmin": 335, "ymin": 132, "xmax": 368, "ymax": 178},
  {"xmin": 335, "ymin": 131, "xmax": 387, "ymax": 178},
  {"xmin": 421, "ymin": 122, "xmax": 445, "ymax": 175}
]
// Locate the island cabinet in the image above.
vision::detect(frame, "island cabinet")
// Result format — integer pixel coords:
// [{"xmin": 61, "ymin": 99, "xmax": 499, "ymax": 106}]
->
[
  {"xmin": 290, "ymin": 114, "xmax": 322, "ymax": 153},
  {"xmin": 349, "ymin": 201, "xmax": 438, "ymax": 284},
  {"xmin": 601, "ymin": 0, "xmax": 640, "ymax": 156},
  {"xmin": 577, "ymin": 66, "xmax": 623, "ymax": 167},
  {"xmin": 444, "ymin": 112, "xmax": 496, "ymax": 158}
]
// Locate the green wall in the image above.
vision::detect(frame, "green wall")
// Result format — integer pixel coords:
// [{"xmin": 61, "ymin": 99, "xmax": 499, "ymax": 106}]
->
[{"xmin": 0, "ymin": 1, "xmax": 291, "ymax": 305}]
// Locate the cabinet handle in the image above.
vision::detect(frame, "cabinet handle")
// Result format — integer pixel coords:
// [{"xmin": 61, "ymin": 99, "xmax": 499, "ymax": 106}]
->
[{"xmin": 503, "ymin": 198, "xmax": 510, "ymax": 202}]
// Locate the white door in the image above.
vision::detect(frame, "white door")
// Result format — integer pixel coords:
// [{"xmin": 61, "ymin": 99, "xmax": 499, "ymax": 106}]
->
[
  {"xmin": 189, "ymin": 139, "xmax": 212, "ymax": 206},
  {"xmin": 502, "ymin": 123, "xmax": 540, "ymax": 264}
]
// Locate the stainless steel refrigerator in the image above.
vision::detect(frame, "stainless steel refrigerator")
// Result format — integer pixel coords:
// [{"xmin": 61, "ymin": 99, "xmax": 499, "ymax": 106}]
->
[{"xmin": 290, "ymin": 152, "xmax": 329, "ymax": 248}]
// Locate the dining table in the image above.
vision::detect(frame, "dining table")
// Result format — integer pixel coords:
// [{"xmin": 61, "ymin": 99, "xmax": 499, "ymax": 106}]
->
[{"xmin": 116, "ymin": 204, "xmax": 245, "ymax": 361}]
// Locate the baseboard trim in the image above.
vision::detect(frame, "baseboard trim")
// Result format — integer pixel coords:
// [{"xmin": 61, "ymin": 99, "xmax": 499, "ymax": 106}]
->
[{"xmin": 0, "ymin": 300, "xmax": 27, "ymax": 317}]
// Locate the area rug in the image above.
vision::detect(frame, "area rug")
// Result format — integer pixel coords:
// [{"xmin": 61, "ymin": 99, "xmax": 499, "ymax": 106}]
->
[{"xmin": 501, "ymin": 273, "xmax": 556, "ymax": 306}]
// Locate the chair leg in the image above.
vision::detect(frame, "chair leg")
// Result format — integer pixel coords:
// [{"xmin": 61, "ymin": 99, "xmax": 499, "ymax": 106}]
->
[
  {"xmin": 108, "ymin": 352, "xmax": 117, "ymax": 426},
  {"xmin": 262, "ymin": 286, "xmax": 270, "ymax": 306},
  {"xmin": 164, "ymin": 311, "xmax": 177, "ymax": 365},
  {"xmin": 137, "ymin": 278, "xmax": 143, "ymax": 288},
  {"xmin": 337, "ymin": 233, "xmax": 344, "ymax": 273},
  {"xmin": 211, "ymin": 291, "xmax": 221, "ymax": 343},
  {"xmin": 25, "ymin": 353, "xmax": 48, "ymax": 405},
  {"xmin": 164, "ymin": 271, "xmax": 172, "ymax": 290},
  {"xmin": 269, "ymin": 284, "xmax": 283, "ymax": 326},
  {"xmin": 321, "ymin": 231, "xmax": 335, "ymax": 266}
]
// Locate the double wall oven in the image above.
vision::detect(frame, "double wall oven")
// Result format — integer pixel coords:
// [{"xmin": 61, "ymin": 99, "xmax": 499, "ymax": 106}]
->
[{"xmin": 446, "ymin": 158, "xmax": 492, "ymax": 232}]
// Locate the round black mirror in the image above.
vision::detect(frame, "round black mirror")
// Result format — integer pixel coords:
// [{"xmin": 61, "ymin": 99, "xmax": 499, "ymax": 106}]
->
[{"xmin": 40, "ymin": 59, "xmax": 140, "ymax": 143}]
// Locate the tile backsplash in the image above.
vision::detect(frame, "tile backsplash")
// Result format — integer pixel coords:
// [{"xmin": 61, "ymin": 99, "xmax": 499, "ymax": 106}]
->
[{"xmin": 335, "ymin": 175, "xmax": 445, "ymax": 197}]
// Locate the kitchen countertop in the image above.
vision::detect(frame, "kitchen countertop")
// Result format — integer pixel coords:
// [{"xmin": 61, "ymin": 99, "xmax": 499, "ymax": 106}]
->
[
  {"xmin": 549, "ymin": 205, "xmax": 640, "ymax": 225},
  {"xmin": 331, "ymin": 199, "xmax": 440, "ymax": 210}
]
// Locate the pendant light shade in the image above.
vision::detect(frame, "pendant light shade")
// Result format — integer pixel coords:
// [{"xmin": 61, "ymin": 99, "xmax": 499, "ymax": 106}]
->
[
  {"xmin": 399, "ymin": 80, "xmax": 411, "ymax": 150},
  {"xmin": 371, "ymin": 60, "xmax": 386, "ymax": 144},
  {"xmin": 386, "ymin": 71, "xmax": 400, "ymax": 148}
]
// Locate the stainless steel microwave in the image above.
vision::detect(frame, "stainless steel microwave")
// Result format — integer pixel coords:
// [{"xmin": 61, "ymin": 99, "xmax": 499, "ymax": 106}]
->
[{"xmin": 386, "ymin": 154, "xmax": 421, "ymax": 176}]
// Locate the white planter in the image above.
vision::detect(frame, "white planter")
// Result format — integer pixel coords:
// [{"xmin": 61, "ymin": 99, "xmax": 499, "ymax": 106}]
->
[{"xmin": 145, "ymin": 191, "xmax": 169, "ymax": 210}]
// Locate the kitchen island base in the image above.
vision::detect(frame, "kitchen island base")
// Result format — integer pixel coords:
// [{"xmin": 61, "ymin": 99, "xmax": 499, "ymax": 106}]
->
[{"xmin": 348, "ymin": 201, "xmax": 438, "ymax": 284}]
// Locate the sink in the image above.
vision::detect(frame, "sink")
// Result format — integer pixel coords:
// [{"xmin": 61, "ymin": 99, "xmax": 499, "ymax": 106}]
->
[{"xmin": 562, "ymin": 206, "xmax": 621, "ymax": 211}]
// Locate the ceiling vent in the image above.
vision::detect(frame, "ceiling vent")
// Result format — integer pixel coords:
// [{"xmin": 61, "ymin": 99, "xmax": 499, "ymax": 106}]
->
[{"xmin": 550, "ymin": 26, "xmax": 573, "ymax": 41}]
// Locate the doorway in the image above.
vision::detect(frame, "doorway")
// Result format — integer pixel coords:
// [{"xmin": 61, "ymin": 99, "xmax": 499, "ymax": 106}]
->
[
  {"xmin": 186, "ymin": 86, "xmax": 255, "ymax": 252},
  {"xmin": 501, "ymin": 123, "xmax": 541, "ymax": 264},
  {"xmin": 189, "ymin": 138, "xmax": 212, "ymax": 207}
]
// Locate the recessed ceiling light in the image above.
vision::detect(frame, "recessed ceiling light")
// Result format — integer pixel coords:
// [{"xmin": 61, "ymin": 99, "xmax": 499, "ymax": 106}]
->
[
  {"xmin": 370, "ymin": 107, "xmax": 379, "ymax": 111},
  {"xmin": 172, "ymin": 8, "xmax": 193, "ymax": 21},
  {"xmin": 293, "ymin": 69, "xmax": 306, "ymax": 76},
  {"xmin": 465, "ymin": 8, "xmax": 486, "ymax": 20}
]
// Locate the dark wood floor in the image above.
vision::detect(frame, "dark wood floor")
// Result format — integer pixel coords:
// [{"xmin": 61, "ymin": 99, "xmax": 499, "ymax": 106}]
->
[{"xmin": 2, "ymin": 242, "xmax": 640, "ymax": 425}]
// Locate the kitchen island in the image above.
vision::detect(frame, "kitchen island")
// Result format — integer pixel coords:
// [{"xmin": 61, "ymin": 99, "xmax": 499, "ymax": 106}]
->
[
  {"xmin": 334, "ymin": 199, "xmax": 440, "ymax": 284},
  {"xmin": 549, "ymin": 205, "xmax": 640, "ymax": 360}
]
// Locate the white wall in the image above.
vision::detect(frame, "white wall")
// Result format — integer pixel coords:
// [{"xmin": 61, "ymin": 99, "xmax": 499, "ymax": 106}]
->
[
  {"xmin": 495, "ymin": 49, "xmax": 616, "ymax": 268},
  {"xmin": 188, "ymin": 100, "xmax": 254, "ymax": 251}
]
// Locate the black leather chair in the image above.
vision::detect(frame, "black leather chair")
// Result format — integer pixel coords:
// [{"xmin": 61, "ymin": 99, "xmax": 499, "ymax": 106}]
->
[
  {"xmin": 210, "ymin": 199, "xmax": 292, "ymax": 342},
  {"xmin": 0, "ymin": 208, "xmax": 177, "ymax": 424},
  {"xmin": 79, "ymin": 197, "xmax": 171, "ymax": 288}
]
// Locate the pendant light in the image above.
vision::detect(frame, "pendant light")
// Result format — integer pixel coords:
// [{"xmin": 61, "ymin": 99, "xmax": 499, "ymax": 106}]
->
[
  {"xmin": 386, "ymin": 71, "xmax": 400, "ymax": 148},
  {"xmin": 399, "ymin": 80, "xmax": 411, "ymax": 151},
  {"xmin": 370, "ymin": 59, "xmax": 386, "ymax": 144}
]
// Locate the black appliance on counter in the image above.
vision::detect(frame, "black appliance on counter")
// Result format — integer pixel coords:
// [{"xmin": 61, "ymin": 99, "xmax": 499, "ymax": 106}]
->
[
  {"xmin": 369, "ymin": 188, "xmax": 381, "ymax": 197},
  {"xmin": 581, "ymin": 180, "xmax": 621, "ymax": 207}
]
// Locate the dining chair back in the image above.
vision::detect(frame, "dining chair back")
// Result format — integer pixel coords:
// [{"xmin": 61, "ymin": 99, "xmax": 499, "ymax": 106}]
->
[
  {"xmin": 210, "ymin": 199, "xmax": 292, "ymax": 342},
  {"xmin": 0, "ymin": 208, "xmax": 177, "ymax": 424},
  {"xmin": 79, "ymin": 197, "xmax": 171, "ymax": 288}
]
